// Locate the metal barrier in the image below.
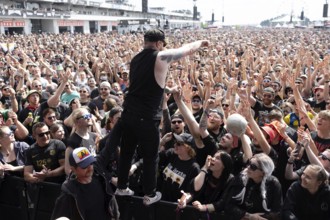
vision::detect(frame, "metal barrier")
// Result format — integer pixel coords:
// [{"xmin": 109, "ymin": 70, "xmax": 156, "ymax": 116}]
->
[{"xmin": 0, "ymin": 175, "xmax": 222, "ymax": 220}]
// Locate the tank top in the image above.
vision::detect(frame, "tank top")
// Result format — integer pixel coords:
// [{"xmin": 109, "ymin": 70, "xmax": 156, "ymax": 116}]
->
[{"xmin": 123, "ymin": 48, "xmax": 164, "ymax": 120}]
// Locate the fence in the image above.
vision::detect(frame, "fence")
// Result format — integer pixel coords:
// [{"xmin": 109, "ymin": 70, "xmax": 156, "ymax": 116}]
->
[{"xmin": 0, "ymin": 175, "xmax": 222, "ymax": 220}]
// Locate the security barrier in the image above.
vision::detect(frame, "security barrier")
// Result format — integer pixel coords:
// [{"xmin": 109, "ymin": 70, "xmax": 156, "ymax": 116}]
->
[{"xmin": 0, "ymin": 175, "xmax": 222, "ymax": 220}]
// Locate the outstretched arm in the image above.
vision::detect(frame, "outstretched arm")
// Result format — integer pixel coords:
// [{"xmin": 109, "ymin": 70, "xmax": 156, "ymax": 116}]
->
[{"xmin": 155, "ymin": 40, "xmax": 210, "ymax": 88}]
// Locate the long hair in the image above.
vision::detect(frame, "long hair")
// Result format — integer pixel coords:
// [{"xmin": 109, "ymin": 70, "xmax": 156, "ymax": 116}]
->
[{"xmin": 233, "ymin": 153, "xmax": 275, "ymax": 212}]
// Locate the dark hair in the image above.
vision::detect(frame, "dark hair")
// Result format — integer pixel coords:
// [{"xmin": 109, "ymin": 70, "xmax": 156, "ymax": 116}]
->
[
  {"xmin": 49, "ymin": 123, "xmax": 64, "ymax": 134},
  {"xmin": 32, "ymin": 122, "xmax": 48, "ymax": 135},
  {"xmin": 42, "ymin": 108, "xmax": 57, "ymax": 119}
]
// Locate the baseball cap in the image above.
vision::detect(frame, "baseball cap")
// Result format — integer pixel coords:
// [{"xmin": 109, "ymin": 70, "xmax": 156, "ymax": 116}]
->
[
  {"xmin": 144, "ymin": 29, "xmax": 167, "ymax": 46},
  {"xmin": 69, "ymin": 147, "xmax": 96, "ymax": 169},
  {"xmin": 263, "ymin": 87, "xmax": 275, "ymax": 95},
  {"xmin": 100, "ymin": 81, "xmax": 111, "ymax": 89},
  {"xmin": 171, "ymin": 114, "xmax": 184, "ymax": 121},
  {"xmin": 313, "ymin": 85, "xmax": 325, "ymax": 93},
  {"xmin": 173, "ymin": 133, "xmax": 193, "ymax": 146}
]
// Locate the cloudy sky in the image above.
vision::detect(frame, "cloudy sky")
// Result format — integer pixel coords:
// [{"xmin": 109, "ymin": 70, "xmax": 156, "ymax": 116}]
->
[{"xmin": 143, "ymin": 0, "xmax": 328, "ymax": 25}]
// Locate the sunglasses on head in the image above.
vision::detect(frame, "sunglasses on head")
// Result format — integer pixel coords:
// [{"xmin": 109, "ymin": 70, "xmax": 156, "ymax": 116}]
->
[
  {"xmin": 37, "ymin": 131, "xmax": 50, "ymax": 138},
  {"xmin": 247, "ymin": 160, "xmax": 261, "ymax": 171},
  {"xmin": 320, "ymin": 154, "xmax": 330, "ymax": 162},
  {"xmin": 171, "ymin": 120, "xmax": 183, "ymax": 124},
  {"xmin": 77, "ymin": 113, "xmax": 92, "ymax": 120}
]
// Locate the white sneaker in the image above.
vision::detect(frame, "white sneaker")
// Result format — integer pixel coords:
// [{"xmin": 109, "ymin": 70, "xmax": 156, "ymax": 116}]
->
[
  {"xmin": 143, "ymin": 191, "xmax": 162, "ymax": 206},
  {"xmin": 115, "ymin": 187, "xmax": 134, "ymax": 196}
]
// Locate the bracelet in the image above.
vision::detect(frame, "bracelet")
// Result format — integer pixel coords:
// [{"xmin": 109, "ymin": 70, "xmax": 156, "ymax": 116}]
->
[
  {"xmin": 287, "ymin": 160, "xmax": 294, "ymax": 165},
  {"xmin": 201, "ymin": 169, "xmax": 208, "ymax": 174}
]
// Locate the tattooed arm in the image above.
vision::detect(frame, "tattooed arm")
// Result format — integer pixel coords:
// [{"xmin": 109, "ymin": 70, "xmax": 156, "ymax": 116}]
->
[{"xmin": 154, "ymin": 40, "xmax": 209, "ymax": 88}]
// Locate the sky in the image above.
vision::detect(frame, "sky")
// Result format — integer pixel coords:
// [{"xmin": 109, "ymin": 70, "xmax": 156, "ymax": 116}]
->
[{"xmin": 144, "ymin": 0, "xmax": 328, "ymax": 25}]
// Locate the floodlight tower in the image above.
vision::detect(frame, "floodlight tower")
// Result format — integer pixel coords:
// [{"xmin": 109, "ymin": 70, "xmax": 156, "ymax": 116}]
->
[{"xmin": 193, "ymin": 0, "xmax": 198, "ymax": 20}]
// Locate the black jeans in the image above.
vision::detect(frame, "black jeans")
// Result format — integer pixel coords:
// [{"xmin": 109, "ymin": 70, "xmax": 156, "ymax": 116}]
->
[{"xmin": 117, "ymin": 111, "xmax": 160, "ymax": 196}]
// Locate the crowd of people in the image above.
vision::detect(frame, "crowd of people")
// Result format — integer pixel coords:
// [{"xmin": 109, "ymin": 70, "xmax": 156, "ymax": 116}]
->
[{"xmin": 0, "ymin": 28, "xmax": 330, "ymax": 220}]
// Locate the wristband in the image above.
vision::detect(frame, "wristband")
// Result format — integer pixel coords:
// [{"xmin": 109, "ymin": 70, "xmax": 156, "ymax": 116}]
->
[{"xmin": 201, "ymin": 169, "xmax": 208, "ymax": 174}]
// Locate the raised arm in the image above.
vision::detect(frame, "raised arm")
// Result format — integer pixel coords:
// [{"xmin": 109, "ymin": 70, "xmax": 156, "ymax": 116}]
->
[{"xmin": 155, "ymin": 40, "xmax": 210, "ymax": 88}]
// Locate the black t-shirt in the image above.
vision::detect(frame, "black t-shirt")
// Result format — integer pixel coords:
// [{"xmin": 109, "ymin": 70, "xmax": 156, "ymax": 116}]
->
[
  {"xmin": 67, "ymin": 132, "xmax": 98, "ymax": 154},
  {"xmin": 76, "ymin": 177, "xmax": 111, "ymax": 220},
  {"xmin": 208, "ymin": 126, "xmax": 227, "ymax": 144},
  {"xmin": 307, "ymin": 100, "xmax": 326, "ymax": 113},
  {"xmin": 158, "ymin": 149, "xmax": 200, "ymax": 202},
  {"xmin": 311, "ymin": 131, "xmax": 330, "ymax": 153},
  {"xmin": 195, "ymin": 135, "xmax": 218, "ymax": 167},
  {"xmin": 252, "ymin": 100, "xmax": 281, "ymax": 126},
  {"xmin": 24, "ymin": 139, "xmax": 66, "ymax": 183}
]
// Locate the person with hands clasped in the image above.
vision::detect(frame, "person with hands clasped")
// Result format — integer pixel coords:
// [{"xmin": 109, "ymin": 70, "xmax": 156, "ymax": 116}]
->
[{"xmin": 184, "ymin": 151, "xmax": 234, "ymax": 219}]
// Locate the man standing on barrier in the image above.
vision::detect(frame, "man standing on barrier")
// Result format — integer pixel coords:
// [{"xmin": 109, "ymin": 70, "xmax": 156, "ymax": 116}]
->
[
  {"xmin": 51, "ymin": 147, "xmax": 120, "ymax": 220},
  {"xmin": 114, "ymin": 28, "xmax": 209, "ymax": 206}
]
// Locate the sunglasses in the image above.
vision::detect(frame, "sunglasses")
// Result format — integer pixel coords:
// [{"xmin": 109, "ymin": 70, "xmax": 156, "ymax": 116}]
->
[
  {"xmin": 37, "ymin": 131, "xmax": 50, "ymax": 137},
  {"xmin": 171, "ymin": 120, "xmax": 183, "ymax": 124},
  {"xmin": 222, "ymin": 104, "xmax": 229, "ymax": 107},
  {"xmin": 117, "ymin": 93, "xmax": 123, "ymax": 96},
  {"xmin": 77, "ymin": 113, "xmax": 92, "ymax": 120},
  {"xmin": 47, "ymin": 116, "xmax": 56, "ymax": 120},
  {"xmin": 79, "ymin": 90, "xmax": 87, "ymax": 93},
  {"xmin": 247, "ymin": 160, "xmax": 261, "ymax": 171},
  {"xmin": 192, "ymin": 99, "xmax": 201, "ymax": 103},
  {"xmin": 320, "ymin": 154, "xmax": 330, "ymax": 162}
]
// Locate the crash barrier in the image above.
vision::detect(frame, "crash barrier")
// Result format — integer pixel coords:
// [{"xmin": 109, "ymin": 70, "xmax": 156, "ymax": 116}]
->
[{"xmin": 0, "ymin": 175, "xmax": 223, "ymax": 220}]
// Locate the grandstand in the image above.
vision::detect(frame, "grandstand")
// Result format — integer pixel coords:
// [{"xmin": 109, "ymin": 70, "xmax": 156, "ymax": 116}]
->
[{"xmin": 0, "ymin": 0, "xmax": 201, "ymax": 34}]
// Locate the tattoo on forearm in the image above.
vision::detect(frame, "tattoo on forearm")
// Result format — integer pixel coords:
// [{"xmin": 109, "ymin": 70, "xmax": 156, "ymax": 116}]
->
[
  {"xmin": 160, "ymin": 53, "xmax": 184, "ymax": 63},
  {"xmin": 200, "ymin": 112, "xmax": 208, "ymax": 130}
]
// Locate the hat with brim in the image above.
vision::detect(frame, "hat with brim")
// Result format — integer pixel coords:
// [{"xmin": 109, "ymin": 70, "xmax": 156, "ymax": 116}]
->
[
  {"xmin": 261, "ymin": 126, "xmax": 277, "ymax": 142},
  {"xmin": 26, "ymin": 90, "xmax": 41, "ymax": 99},
  {"xmin": 69, "ymin": 147, "xmax": 96, "ymax": 169}
]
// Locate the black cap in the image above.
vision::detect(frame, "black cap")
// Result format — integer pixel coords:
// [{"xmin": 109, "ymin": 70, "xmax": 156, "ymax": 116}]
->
[
  {"xmin": 144, "ymin": 29, "xmax": 167, "ymax": 46},
  {"xmin": 173, "ymin": 133, "xmax": 193, "ymax": 146}
]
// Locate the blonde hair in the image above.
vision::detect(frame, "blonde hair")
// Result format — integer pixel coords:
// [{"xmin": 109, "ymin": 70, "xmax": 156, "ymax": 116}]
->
[{"xmin": 233, "ymin": 153, "xmax": 275, "ymax": 212}]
